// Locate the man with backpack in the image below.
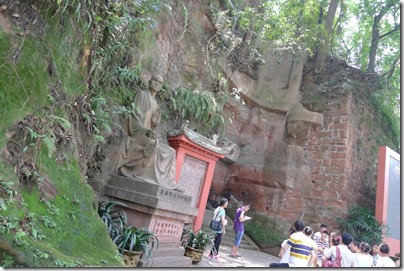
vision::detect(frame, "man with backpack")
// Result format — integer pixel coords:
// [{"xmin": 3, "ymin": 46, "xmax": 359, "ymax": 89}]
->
[{"xmin": 322, "ymin": 232, "xmax": 358, "ymax": 267}]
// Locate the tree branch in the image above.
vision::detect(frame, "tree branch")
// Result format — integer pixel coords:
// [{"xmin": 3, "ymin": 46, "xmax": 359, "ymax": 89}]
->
[
  {"xmin": 379, "ymin": 23, "xmax": 400, "ymax": 39},
  {"xmin": 380, "ymin": 55, "xmax": 400, "ymax": 80}
]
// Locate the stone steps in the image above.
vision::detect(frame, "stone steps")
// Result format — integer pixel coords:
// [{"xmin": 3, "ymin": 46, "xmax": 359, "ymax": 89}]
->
[{"xmin": 138, "ymin": 246, "xmax": 192, "ymax": 267}]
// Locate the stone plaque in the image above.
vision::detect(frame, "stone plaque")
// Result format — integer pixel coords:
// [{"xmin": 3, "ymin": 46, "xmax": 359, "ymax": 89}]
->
[
  {"xmin": 178, "ymin": 155, "xmax": 207, "ymax": 207},
  {"xmin": 150, "ymin": 217, "xmax": 183, "ymax": 243}
]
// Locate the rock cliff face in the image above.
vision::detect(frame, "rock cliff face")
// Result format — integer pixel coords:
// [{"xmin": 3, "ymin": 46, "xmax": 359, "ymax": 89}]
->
[
  {"xmin": 210, "ymin": 57, "xmax": 383, "ymax": 229},
  {"xmin": 109, "ymin": 1, "xmax": 385, "ymax": 230},
  {"xmin": 145, "ymin": 2, "xmax": 386, "ymax": 230}
]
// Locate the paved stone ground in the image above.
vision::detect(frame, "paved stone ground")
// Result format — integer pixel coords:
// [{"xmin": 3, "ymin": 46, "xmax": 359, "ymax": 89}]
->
[{"xmin": 191, "ymin": 245, "xmax": 281, "ymax": 268}]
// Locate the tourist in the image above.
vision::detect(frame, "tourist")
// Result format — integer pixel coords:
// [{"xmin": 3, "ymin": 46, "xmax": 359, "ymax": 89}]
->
[
  {"xmin": 328, "ymin": 231, "xmax": 339, "ymax": 247},
  {"xmin": 395, "ymin": 252, "xmax": 400, "ymax": 267},
  {"xmin": 269, "ymin": 226, "xmax": 295, "ymax": 267},
  {"xmin": 209, "ymin": 198, "xmax": 228, "ymax": 259},
  {"xmin": 230, "ymin": 202, "xmax": 251, "ymax": 258},
  {"xmin": 371, "ymin": 243, "xmax": 380, "ymax": 266},
  {"xmin": 355, "ymin": 242, "xmax": 373, "ymax": 267},
  {"xmin": 303, "ymin": 226, "xmax": 318, "ymax": 267},
  {"xmin": 349, "ymin": 240, "xmax": 360, "ymax": 253},
  {"xmin": 313, "ymin": 223, "xmax": 328, "ymax": 243},
  {"xmin": 374, "ymin": 243, "xmax": 395, "ymax": 267},
  {"xmin": 322, "ymin": 234, "xmax": 341, "ymax": 266},
  {"xmin": 315, "ymin": 231, "xmax": 330, "ymax": 267},
  {"xmin": 322, "ymin": 232, "xmax": 357, "ymax": 267},
  {"xmin": 275, "ymin": 221, "xmax": 316, "ymax": 267}
]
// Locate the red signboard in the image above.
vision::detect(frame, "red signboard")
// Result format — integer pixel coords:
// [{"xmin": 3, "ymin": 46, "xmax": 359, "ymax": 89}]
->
[{"xmin": 375, "ymin": 146, "xmax": 400, "ymax": 256}]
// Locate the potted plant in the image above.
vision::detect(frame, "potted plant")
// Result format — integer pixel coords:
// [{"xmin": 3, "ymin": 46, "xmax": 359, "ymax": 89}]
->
[
  {"xmin": 98, "ymin": 201, "xmax": 128, "ymax": 240},
  {"xmin": 183, "ymin": 229, "xmax": 215, "ymax": 264},
  {"xmin": 113, "ymin": 225, "xmax": 159, "ymax": 267}
]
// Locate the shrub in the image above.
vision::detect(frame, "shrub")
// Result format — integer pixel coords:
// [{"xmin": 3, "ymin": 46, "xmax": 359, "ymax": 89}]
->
[{"xmin": 337, "ymin": 205, "xmax": 387, "ymax": 245}]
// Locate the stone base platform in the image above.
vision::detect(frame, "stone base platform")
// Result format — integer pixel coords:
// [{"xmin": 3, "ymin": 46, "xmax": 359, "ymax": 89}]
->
[{"xmin": 104, "ymin": 174, "xmax": 198, "ymax": 267}]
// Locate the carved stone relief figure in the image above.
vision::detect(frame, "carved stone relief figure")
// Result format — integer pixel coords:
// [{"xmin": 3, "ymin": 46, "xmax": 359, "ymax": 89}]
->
[{"xmin": 115, "ymin": 74, "xmax": 183, "ymax": 192}]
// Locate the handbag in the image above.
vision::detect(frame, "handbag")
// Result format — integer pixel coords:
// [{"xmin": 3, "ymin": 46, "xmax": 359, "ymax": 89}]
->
[
  {"xmin": 322, "ymin": 246, "xmax": 342, "ymax": 267},
  {"xmin": 209, "ymin": 208, "xmax": 222, "ymax": 231},
  {"xmin": 322, "ymin": 258, "xmax": 333, "ymax": 268}
]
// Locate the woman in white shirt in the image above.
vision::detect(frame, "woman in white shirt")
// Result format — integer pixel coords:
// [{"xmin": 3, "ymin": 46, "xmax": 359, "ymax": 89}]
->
[{"xmin": 355, "ymin": 242, "xmax": 373, "ymax": 267}]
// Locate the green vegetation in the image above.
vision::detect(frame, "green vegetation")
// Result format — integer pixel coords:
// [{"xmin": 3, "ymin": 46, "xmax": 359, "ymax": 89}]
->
[
  {"xmin": 0, "ymin": 154, "xmax": 123, "ymax": 267},
  {"xmin": 97, "ymin": 201, "xmax": 159, "ymax": 264},
  {"xmin": 163, "ymin": 86, "xmax": 227, "ymax": 136},
  {"xmin": 208, "ymin": 0, "xmax": 399, "ymax": 151},
  {"xmin": 113, "ymin": 226, "xmax": 159, "ymax": 261},
  {"xmin": 243, "ymin": 213, "xmax": 289, "ymax": 248},
  {"xmin": 0, "ymin": 0, "xmax": 400, "ymax": 267},
  {"xmin": 98, "ymin": 201, "xmax": 128, "ymax": 240},
  {"xmin": 184, "ymin": 229, "xmax": 215, "ymax": 251},
  {"xmin": 337, "ymin": 205, "xmax": 387, "ymax": 246}
]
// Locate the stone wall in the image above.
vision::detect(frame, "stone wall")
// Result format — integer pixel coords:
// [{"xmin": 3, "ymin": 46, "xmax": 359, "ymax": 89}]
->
[{"xmin": 303, "ymin": 94, "xmax": 353, "ymax": 225}]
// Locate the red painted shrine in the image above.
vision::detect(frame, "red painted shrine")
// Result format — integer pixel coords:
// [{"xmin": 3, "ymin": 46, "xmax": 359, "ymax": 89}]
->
[{"xmin": 168, "ymin": 128, "xmax": 227, "ymax": 231}]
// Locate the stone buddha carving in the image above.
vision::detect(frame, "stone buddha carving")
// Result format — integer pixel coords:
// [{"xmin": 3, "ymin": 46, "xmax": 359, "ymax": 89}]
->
[{"xmin": 115, "ymin": 74, "xmax": 183, "ymax": 192}]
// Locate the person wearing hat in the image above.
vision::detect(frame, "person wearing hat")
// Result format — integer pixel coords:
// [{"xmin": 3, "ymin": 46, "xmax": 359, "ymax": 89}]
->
[{"xmin": 315, "ymin": 230, "xmax": 330, "ymax": 267}]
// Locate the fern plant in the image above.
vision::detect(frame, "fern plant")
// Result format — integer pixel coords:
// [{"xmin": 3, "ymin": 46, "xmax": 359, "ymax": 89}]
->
[
  {"xmin": 167, "ymin": 87, "xmax": 226, "ymax": 136},
  {"xmin": 26, "ymin": 127, "xmax": 56, "ymax": 159},
  {"xmin": 177, "ymin": 3, "xmax": 189, "ymax": 41}
]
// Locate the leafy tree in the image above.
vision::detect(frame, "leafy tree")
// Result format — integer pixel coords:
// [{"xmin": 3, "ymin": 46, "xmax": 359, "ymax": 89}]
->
[
  {"xmin": 364, "ymin": 1, "xmax": 400, "ymax": 74},
  {"xmin": 314, "ymin": 0, "xmax": 340, "ymax": 73}
]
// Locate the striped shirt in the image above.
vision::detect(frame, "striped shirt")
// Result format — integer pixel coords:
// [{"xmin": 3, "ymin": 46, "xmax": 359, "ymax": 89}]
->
[
  {"xmin": 287, "ymin": 232, "xmax": 315, "ymax": 267},
  {"xmin": 316, "ymin": 239, "xmax": 330, "ymax": 266}
]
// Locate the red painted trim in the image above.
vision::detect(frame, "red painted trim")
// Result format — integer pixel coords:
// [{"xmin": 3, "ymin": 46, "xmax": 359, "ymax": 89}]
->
[
  {"xmin": 375, "ymin": 146, "xmax": 388, "ymax": 221},
  {"xmin": 375, "ymin": 146, "xmax": 400, "ymax": 256},
  {"xmin": 168, "ymin": 134, "xmax": 225, "ymax": 231},
  {"xmin": 168, "ymin": 135, "xmax": 225, "ymax": 160}
]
